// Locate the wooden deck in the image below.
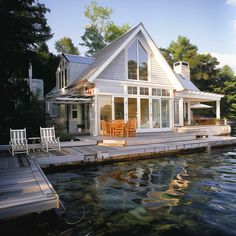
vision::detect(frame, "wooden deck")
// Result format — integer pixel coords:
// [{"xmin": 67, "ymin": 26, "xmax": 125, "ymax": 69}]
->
[
  {"xmin": 1, "ymin": 130, "xmax": 236, "ymax": 220},
  {"xmin": 33, "ymin": 133, "xmax": 236, "ymax": 168},
  {"xmin": 0, "ymin": 153, "xmax": 59, "ymax": 219}
]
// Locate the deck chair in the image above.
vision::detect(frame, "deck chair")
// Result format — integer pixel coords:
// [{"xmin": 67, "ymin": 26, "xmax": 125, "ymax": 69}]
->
[
  {"xmin": 40, "ymin": 126, "xmax": 61, "ymax": 152},
  {"xmin": 9, "ymin": 128, "xmax": 29, "ymax": 156}
]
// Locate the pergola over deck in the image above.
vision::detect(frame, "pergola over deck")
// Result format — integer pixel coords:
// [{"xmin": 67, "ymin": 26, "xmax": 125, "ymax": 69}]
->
[{"xmin": 176, "ymin": 90, "xmax": 224, "ymax": 125}]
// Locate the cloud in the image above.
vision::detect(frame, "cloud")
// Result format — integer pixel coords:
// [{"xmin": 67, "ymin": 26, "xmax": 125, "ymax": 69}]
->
[
  {"xmin": 211, "ymin": 52, "xmax": 236, "ymax": 72},
  {"xmin": 232, "ymin": 20, "xmax": 236, "ymax": 30},
  {"xmin": 226, "ymin": 0, "xmax": 236, "ymax": 6}
]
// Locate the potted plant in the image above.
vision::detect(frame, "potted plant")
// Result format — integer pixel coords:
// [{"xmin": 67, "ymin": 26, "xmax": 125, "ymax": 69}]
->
[{"xmin": 77, "ymin": 124, "xmax": 84, "ymax": 133}]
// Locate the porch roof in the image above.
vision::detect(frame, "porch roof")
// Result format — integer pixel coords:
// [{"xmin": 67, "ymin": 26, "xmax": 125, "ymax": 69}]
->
[
  {"xmin": 176, "ymin": 90, "xmax": 224, "ymax": 101},
  {"xmin": 47, "ymin": 96, "xmax": 93, "ymax": 104}
]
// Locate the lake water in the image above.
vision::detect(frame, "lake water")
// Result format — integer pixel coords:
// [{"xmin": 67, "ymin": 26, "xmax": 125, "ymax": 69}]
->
[{"xmin": 1, "ymin": 147, "xmax": 236, "ymax": 236}]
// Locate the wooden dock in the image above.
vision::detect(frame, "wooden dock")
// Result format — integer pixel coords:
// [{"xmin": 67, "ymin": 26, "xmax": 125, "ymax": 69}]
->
[
  {"xmin": 0, "ymin": 153, "xmax": 59, "ymax": 219},
  {"xmin": 34, "ymin": 134, "xmax": 236, "ymax": 168},
  {"xmin": 1, "ymin": 130, "xmax": 236, "ymax": 220}
]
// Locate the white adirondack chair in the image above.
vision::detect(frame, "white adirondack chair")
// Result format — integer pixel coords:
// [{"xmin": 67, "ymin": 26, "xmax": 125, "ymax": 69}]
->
[
  {"xmin": 9, "ymin": 128, "xmax": 29, "ymax": 156},
  {"xmin": 40, "ymin": 126, "xmax": 61, "ymax": 152}
]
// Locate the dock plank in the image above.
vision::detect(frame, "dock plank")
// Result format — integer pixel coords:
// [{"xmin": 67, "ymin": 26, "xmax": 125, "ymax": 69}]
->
[{"xmin": 0, "ymin": 155, "xmax": 59, "ymax": 220}]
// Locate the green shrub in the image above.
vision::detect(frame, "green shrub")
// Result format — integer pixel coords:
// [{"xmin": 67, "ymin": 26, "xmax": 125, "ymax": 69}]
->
[{"xmin": 56, "ymin": 131, "xmax": 75, "ymax": 141}]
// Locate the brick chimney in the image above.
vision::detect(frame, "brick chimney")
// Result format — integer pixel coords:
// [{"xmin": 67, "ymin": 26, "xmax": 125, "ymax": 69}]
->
[{"xmin": 173, "ymin": 61, "xmax": 190, "ymax": 80}]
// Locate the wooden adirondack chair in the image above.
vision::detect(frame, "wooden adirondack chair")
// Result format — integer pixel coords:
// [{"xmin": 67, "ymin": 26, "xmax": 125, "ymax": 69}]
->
[
  {"xmin": 9, "ymin": 128, "xmax": 29, "ymax": 156},
  {"xmin": 40, "ymin": 126, "xmax": 61, "ymax": 152}
]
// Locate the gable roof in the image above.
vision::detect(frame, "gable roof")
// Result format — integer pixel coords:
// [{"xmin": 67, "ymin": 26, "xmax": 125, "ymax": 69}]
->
[
  {"xmin": 63, "ymin": 53, "xmax": 95, "ymax": 65},
  {"xmin": 68, "ymin": 23, "xmax": 184, "ymax": 91},
  {"xmin": 176, "ymin": 74, "xmax": 199, "ymax": 91}
]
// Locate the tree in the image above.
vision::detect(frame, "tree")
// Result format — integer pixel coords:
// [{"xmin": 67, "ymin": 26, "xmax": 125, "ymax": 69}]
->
[
  {"xmin": 0, "ymin": 0, "xmax": 52, "ymax": 143},
  {"xmin": 162, "ymin": 36, "xmax": 219, "ymax": 91},
  {"xmin": 105, "ymin": 22, "xmax": 130, "ymax": 43},
  {"xmin": 213, "ymin": 65, "xmax": 236, "ymax": 119},
  {"xmin": 0, "ymin": 0, "xmax": 52, "ymax": 80},
  {"xmin": 167, "ymin": 36, "xmax": 198, "ymax": 62},
  {"xmin": 32, "ymin": 43, "xmax": 60, "ymax": 94},
  {"xmin": 55, "ymin": 37, "xmax": 79, "ymax": 54},
  {"xmin": 81, "ymin": 1, "xmax": 130, "ymax": 55}
]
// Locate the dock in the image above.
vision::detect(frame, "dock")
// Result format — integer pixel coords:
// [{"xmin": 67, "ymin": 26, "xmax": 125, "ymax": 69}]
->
[
  {"xmin": 34, "ymin": 133, "xmax": 236, "ymax": 167},
  {"xmin": 1, "ymin": 130, "xmax": 236, "ymax": 220},
  {"xmin": 0, "ymin": 153, "xmax": 59, "ymax": 219}
]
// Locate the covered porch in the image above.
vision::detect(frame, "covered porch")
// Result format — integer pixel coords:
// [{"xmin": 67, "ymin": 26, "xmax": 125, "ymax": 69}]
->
[
  {"xmin": 45, "ymin": 96, "xmax": 93, "ymax": 134},
  {"xmin": 176, "ymin": 90, "xmax": 224, "ymax": 126}
]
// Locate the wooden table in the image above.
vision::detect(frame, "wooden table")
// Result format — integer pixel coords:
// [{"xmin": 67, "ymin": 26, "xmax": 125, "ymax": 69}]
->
[{"xmin": 28, "ymin": 137, "xmax": 41, "ymax": 152}]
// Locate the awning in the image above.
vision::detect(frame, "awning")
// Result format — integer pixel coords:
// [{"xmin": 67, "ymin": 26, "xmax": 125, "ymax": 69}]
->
[
  {"xmin": 47, "ymin": 96, "xmax": 93, "ymax": 104},
  {"xmin": 190, "ymin": 103, "xmax": 213, "ymax": 109}
]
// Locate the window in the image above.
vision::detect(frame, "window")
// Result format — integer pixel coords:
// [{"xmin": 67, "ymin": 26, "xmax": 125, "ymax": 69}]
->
[
  {"xmin": 138, "ymin": 42, "xmax": 148, "ymax": 81},
  {"xmin": 140, "ymin": 99, "xmax": 149, "ymax": 128},
  {"xmin": 161, "ymin": 100, "xmax": 170, "ymax": 128},
  {"xmin": 114, "ymin": 97, "xmax": 124, "ymax": 120},
  {"xmin": 128, "ymin": 98, "xmax": 137, "ymax": 119},
  {"xmin": 140, "ymin": 87, "xmax": 149, "ymax": 95},
  {"xmin": 128, "ymin": 40, "xmax": 148, "ymax": 81},
  {"xmin": 128, "ymin": 42, "xmax": 137, "ymax": 80},
  {"xmin": 152, "ymin": 88, "xmax": 162, "ymax": 96},
  {"xmin": 152, "ymin": 99, "xmax": 160, "ymax": 128},
  {"xmin": 162, "ymin": 89, "xmax": 170, "ymax": 96},
  {"xmin": 72, "ymin": 105, "xmax": 78, "ymax": 119},
  {"xmin": 174, "ymin": 100, "xmax": 180, "ymax": 125},
  {"xmin": 99, "ymin": 96, "xmax": 112, "ymax": 121},
  {"xmin": 57, "ymin": 60, "xmax": 68, "ymax": 90},
  {"xmin": 128, "ymin": 86, "xmax": 138, "ymax": 95}
]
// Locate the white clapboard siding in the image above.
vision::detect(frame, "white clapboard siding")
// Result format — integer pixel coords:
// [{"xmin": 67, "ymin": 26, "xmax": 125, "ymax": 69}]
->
[
  {"xmin": 69, "ymin": 63, "xmax": 91, "ymax": 84},
  {"xmin": 97, "ymin": 50, "xmax": 125, "ymax": 81},
  {"xmin": 98, "ymin": 81, "xmax": 124, "ymax": 94},
  {"xmin": 151, "ymin": 55, "xmax": 174, "ymax": 87}
]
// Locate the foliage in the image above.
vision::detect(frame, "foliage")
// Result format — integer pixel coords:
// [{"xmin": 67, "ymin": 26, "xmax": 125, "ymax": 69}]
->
[
  {"xmin": 0, "ymin": 0, "xmax": 52, "ymax": 81},
  {"xmin": 0, "ymin": 0, "xmax": 51, "ymax": 143},
  {"xmin": 31, "ymin": 43, "xmax": 59, "ymax": 94},
  {"xmin": 55, "ymin": 37, "xmax": 79, "ymax": 54},
  {"xmin": 80, "ymin": 1, "xmax": 130, "ymax": 55},
  {"xmin": 56, "ymin": 131, "xmax": 75, "ymax": 141},
  {"xmin": 81, "ymin": 25, "xmax": 106, "ymax": 56},
  {"xmin": 212, "ymin": 65, "xmax": 236, "ymax": 119},
  {"xmin": 161, "ymin": 35, "xmax": 236, "ymax": 120}
]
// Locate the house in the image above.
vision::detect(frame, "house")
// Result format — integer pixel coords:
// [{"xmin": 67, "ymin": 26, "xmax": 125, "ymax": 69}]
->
[{"xmin": 45, "ymin": 23, "xmax": 226, "ymax": 136}]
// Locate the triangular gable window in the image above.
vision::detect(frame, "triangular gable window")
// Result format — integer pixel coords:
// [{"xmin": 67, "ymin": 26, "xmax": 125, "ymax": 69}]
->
[{"xmin": 128, "ymin": 40, "xmax": 148, "ymax": 81}]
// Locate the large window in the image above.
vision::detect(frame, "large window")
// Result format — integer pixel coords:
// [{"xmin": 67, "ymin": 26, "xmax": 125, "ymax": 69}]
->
[
  {"xmin": 161, "ymin": 100, "xmax": 170, "ymax": 128},
  {"xmin": 99, "ymin": 96, "xmax": 112, "ymax": 121},
  {"xmin": 114, "ymin": 97, "xmax": 124, "ymax": 120},
  {"xmin": 128, "ymin": 98, "xmax": 137, "ymax": 120},
  {"xmin": 57, "ymin": 60, "xmax": 68, "ymax": 90},
  {"xmin": 140, "ymin": 99, "xmax": 149, "ymax": 128},
  {"xmin": 152, "ymin": 99, "xmax": 160, "ymax": 128},
  {"xmin": 128, "ymin": 40, "xmax": 148, "ymax": 81},
  {"xmin": 138, "ymin": 42, "xmax": 148, "ymax": 81},
  {"xmin": 128, "ymin": 42, "xmax": 137, "ymax": 80}
]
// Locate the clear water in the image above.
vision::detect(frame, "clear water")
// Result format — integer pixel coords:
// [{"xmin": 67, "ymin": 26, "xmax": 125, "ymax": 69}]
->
[{"xmin": 1, "ymin": 147, "xmax": 236, "ymax": 236}]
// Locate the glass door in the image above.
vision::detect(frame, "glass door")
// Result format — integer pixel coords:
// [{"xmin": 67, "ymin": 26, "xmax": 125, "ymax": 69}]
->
[
  {"xmin": 174, "ymin": 100, "xmax": 180, "ymax": 126},
  {"xmin": 152, "ymin": 99, "xmax": 160, "ymax": 128}
]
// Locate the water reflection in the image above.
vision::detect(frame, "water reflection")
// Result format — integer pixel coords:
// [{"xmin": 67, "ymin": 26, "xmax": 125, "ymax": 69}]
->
[{"xmin": 22, "ymin": 147, "xmax": 236, "ymax": 235}]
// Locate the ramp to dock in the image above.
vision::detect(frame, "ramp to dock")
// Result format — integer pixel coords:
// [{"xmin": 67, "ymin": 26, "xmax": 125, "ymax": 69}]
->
[{"xmin": 0, "ymin": 154, "xmax": 59, "ymax": 219}]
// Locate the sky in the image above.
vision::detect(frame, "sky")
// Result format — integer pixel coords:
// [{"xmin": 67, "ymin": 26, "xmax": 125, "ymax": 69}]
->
[{"xmin": 40, "ymin": 0, "xmax": 236, "ymax": 71}]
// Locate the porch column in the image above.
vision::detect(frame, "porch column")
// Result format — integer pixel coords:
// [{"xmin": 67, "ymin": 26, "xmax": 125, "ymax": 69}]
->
[
  {"xmin": 216, "ymin": 100, "xmax": 220, "ymax": 119},
  {"xmin": 187, "ymin": 101, "xmax": 191, "ymax": 125},
  {"xmin": 179, "ymin": 98, "xmax": 184, "ymax": 126}
]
